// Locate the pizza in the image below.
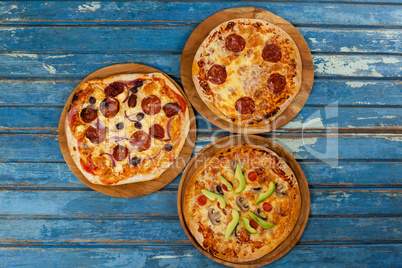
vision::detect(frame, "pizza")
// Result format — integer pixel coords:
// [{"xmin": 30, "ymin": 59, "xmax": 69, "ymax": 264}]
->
[
  {"xmin": 65, "ymin": 73, "xmax": 190, "ymax": 185},
  {"xmin": 192, "ymin": 19, "xmax": 302, "ymax": 127},
  {"xmin": 183, "ymin": 145, "xmax": 301, "ymax": 262}
]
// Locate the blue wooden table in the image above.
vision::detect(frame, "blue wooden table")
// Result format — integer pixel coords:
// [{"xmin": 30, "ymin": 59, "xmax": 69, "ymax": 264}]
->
[{"xmin": 0, "ymin": 1, "xmax": 401, "ymax": 267}]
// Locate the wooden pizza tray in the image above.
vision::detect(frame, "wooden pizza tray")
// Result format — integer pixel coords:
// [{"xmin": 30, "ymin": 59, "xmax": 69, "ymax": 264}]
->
[
  {"xmin": 177, "ymin": 135, "xmax": 310, "ymax": 267},
  {"xmin": 58, "ymin": 63, "xmax": 197, "ymax": 198},
  {"xmin": 180, "ymin": 7, "xmax": 314, "ymax": 134}
]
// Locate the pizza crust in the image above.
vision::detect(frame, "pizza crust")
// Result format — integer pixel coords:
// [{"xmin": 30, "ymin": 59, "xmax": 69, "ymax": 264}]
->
[
  {"xmin": 65, "ymin": 73, "xmax": 190, "ymax": 186},
  {"xmin": 192, "ymin": 19, "xmax": 302, "ymax": 127},
  {"xmin": 183, "ymin": 145, "xmax": 301, "ymax": 262}
]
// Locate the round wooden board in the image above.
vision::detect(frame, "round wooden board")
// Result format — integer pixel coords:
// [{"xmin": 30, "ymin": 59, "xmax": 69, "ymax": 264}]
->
[
  {"xmin": 177, "ymin": 135, "xmax": 310, "ymax": 267},
  {"xmin": 58, "ymin": 63, "xmax": 197, "ymax": 198},
  {"xmin": 180, "ymin": 7, "xmax": 314, "ymax": 134}
]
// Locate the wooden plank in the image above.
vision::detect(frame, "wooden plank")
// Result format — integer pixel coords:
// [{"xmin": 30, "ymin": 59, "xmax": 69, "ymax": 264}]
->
[
  {"xmin": 1, "ymin": 161, "xmax": 400, "ymax": 188},
  {"xmin": 1, "ymin": 134, "xmax": 401, "ymax": 161},
  {"xmin": 0, "ymin": 245, "xmax": 400, "ymax": 267},
  {"xmin": 1, "ymin": 53, "xmax": 400, "ymax": 78},
  {"xmin": 0, "ymin": 107, "xmax": 400, "ymax": 132},
  {"xmin": 0, "ymin": 217, "xmax": 399, "ymax": 244},
  {"xmin": 0, "ymin": 190, "xmax": 399, "ymax": 216},
  {"xmin": 0, "ymin": 79, "xmax": 400, "ymax": 106},
  {"xmin": 1, "ymin": 27, "xmax": 401, "ymax": 54},
  {"xmin": 0, "ymin": 161, "xmax": 400, "ymax": 188},
  {"xmin": 0, "ymin": 2, "xmax": 401, "ymax": 26}
]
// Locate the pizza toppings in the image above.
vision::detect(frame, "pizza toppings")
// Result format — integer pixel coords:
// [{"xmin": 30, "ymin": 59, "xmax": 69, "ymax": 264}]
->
[
  {"xmin": 112, "ymin": 145, "xmax": 128, "ymax": 161},
  {"xmin": 234, "ymin": 163, "xmax": 246, "ymax": 194},
  {"xmin": 249, "ymin": 219, "xmax": 259, "ymax": 230},
  {"xmin": 86, "ymin": 125, "xmax": 106, "ymax": 144},
  {"xmin": 236, "ymin": 196, "xmax": 249, "ymax": 211},
  {"xmin": 134, "ymin": 122, "xmax": 142, "ymax": 129},
  {"xmin": 208, "ymin": 64, "xmax": 227, "ymax": 85},
  {"xmin": 275, "ymin": 183, "xmax": 287, "ymax": 198},
  {"xmin": 242, "ymin": 217, "xmax": 258, "ymax": 234},
  {"xmin": 130, "ymin": 80, "xmax": 143, "ymax": 94},
  {"xmin": 219, "ymin": 175, "xmax": 233, "ymax": 191},
  {"xmin": 262, "ymin": 44, "xmax": 282, "ymax": 62},
  {"xmin": 256, "ymin": 181, "xmax": 276, "ymax": 204},
  {"xmin": 208, "ymin": 208, "xmax": 221, "ymax": 225},
  {"xmin": 255, "ymin": 207, "xmax": 268, "ymax": 220},
  {"xmin": 163, "ymin": 103, "xmax": 181, "ymax": 118},
  {"xmin": 235, "ymin": 97, "xmax": 255, "ymax": 114},
  {"xmin": 164, "ymin": 144, "xmax": 173, "ymax": 151},
  {"xmin": 201, "ymin": 189, "xmax": 226, "ymax": 209},
  {"xmin": 116, "ymin": 122, "xmax": 124, "ymax": 130},
  {"xmin": 128, "ymin": 94, "xmax": 137, "ymax": 108},
  {"xmin": 89, "ymin": 97, "xmax": 96, "ymax": 105},
  {"xmin": 248, "ymin": 171, "xmax": 258, "ymax": 181},
  {"xmin": 100, "ymin": 96, "xmax": 119, "ymax": 118},
  {"xmin": 149, "ymin": 124, "xmax": 165, "ymax": 140},
  {"xmin": 105, "ymin": 82, "xmax": 125, "ymax": 97},
  {"xmin": 262, "ymin": 202, "xmax": 273, "ymax": 212},
  {"xmin": 141, "ymin": 95, "xmax": 161, "ymax": 115},
  {"xmin": 80, "ymin": 106, "xmax": 98, "ymax": 123},
  {"xmin": 197, "ymin": 195, "xmax": 207, "ymax": 206},
  {"xmin": 248, "ymin": 211, "xmax": 275, "ymax": 229},
  {"xmin": 136, "ymin": 112, "xmax": 145, "ymax": 121},
  {"xmin": 267, "ymin": 73, "xmax": 286, "ymax": 93},
  {"xmin": 225, "ymin": 34, "xmax": 246, "ymax": 52},
  {"xmin": 130, "ymin": 131, "xmax": 151, "ymax": 152},
  {"xmin": 101, "ymin": 153, "xmax": 116, "ymax": 167},
  {"xmin": 225, "ymin": 209, "xmax": 240, "ymax": 239},
  {"xmin": 129, "ymin": 156, "xmax": 141, "ymax": 166},
  {"xmin": 212, "ymin": 185, "xmax": 224, "ymax": 196}
]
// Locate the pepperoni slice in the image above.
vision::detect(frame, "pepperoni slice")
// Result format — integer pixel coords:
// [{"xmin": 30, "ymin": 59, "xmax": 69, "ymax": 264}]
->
[
  {"xmin": 163, "ymin": 103, "xmax": 181, "ymax": 117},
  {"xmin": 262, "ymin": 44, "xmax": 282, "ymax": 62},
  {"xmin": 250, "ymin": 219, "xmax": 259, "ymax": 229},
  {"xmin": 267, "ymin": 73, "xmax": 286, "ymax": 93},
  {"xmin": 235, "ymin": 97, "xmax": 255, "ymax": 114},
  {"xmin": 130, "ymin": 131, "xmax": 151, "ymax": 152},
  {"xmin": 149, "ymin": 124, "xmax": 165, "ymax": 140},
  {"xmin": 100, "ymin": 96, "xmax": 119, "ymax": 118},
  {"xmin": 86, "ymin": 125, "xmax": 106, "ymax": 144},
  {"xmin": 112, "ymin": 145, "xmax": 128, "ymax": 161},
  {"xmin": 197, "ymin": 195, "xmax": 207, "ymax": 206},
  {"xmin": 128, "ymin": 94, "xmax": 137, "ymax": 108},
  {"xmin": 80, "ymin": 106, "xmax": 98, "ymax": 123},
  {"xmin": 105, "ymin": 82, "xmax": 125, "ymax": 97},
  {"xmin": 208, "ymin": 65, "xmax": 227, "ymax": 85},
  {"xmin": 225, "ymin": 34, "xmax": 246, "ymax": 52},
  {"xmin": 141, "ymin": 95, "xmax": 161, "ymax": 115},
  {"xmin": 262, "ymin": 202, "xmax": 273, "ymax": 212},
  {"xmin": 248, "ymin": 171, "xmax": 258, "ymax": 181}
]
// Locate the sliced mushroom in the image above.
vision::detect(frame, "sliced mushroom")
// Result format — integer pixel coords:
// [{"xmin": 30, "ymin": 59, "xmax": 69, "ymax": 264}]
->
[
  {"xmin": 255, "ymin": 207, "xmax": 268, "ymax": 221},
  {"xmin": 213, "ymin": 185, "xmax": 224, "ymax": 196},
  {"xmin": 276, "ymin": 183, "xmax": 287, "ymax": 198},
  {"xmin": 234, "ymin": 223, "xmax": 241, "ymax": 237},
  {"xmin": 251, "ymin": 187, "xmax": 262, "ymax": 193},
  {"xmin": 236, "ymin": 196, "xmax": 249, "ymax": 211},
  {"xmin": 230, "ymin": 160, "xmax": 244, "ymax": 171},
  {"xmin": 208, "ymin": 208, "xmax": 221, "ymax": 225}
]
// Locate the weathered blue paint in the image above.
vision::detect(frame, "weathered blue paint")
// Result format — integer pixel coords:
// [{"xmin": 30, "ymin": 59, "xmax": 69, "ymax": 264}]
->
[
  {"xmin": 1, "ymin": 27, "xmax": 401, "ymax": 54},
  {"xmin": 0, "ymin": 134, "xmax": 401, "ymax": 161},
  {"xmin": 0, "ymin": 80, "xmax": 400, "ymax": 106},
  {"xmin": 0, "ymin": 217, "xmax": 400, "ymax": 244},
  {"xmin": 0, "ymin": 1, "xmax": 400, "ymax": 266},
  {"xmin": 0, "ymin": 190, "xmax": 399, "ymax": 216},
  {"xmin": 1, "ymin": 53, "xmax": 401, "ymax": 78},
  {"xmin": 0, "ymin": 1, "xmax": 401, "ymax": 26}
]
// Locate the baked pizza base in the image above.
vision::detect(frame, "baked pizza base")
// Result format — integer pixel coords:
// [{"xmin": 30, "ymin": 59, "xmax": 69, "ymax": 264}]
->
[
  {"xmin": 183, "ymin": 145, "xmax": 301, "ymax": 262},
  {"xmin": 65, "ymin": 73, "xmax": 190, "ymax": 185},
  {"xmin": 192, "ymin": 19, "xmax": 302, "ymax": 127}
]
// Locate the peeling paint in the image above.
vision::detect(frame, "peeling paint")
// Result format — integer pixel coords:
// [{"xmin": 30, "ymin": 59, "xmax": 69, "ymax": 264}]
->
[
  {"xmin": 340, "ymin": 46, "xmax": 360, "ymax": 52},
  {"xmin": 315, "ymin": 57, "xmax": 384, "ymax": 77},
  {"xmin": 151, "ymin": 254, "xmax": 193, "ymax": 259},
  {"xmin": 78, "ymin": 2, "xmax": 101, "ymax": 12},
  {"xmin": 279, "ymin": 137, "xmax": 318, "ymax": 159},
  {"xmin": 284, "ymin": 117, "xmax": 325, "ymax": 129},
  {"xmin": 43, "ymin": 55, "xmax": 73, "ymax": 59},
  {"xmin": 8, "ymin": 53, "xmax": 38, "ymax": 60},
  {"xmin": 345, "ymin": 82, "xmax": 370, "ymax": 88},
  {"xmin": 42, "ymin": 63, "xmax": 57, "ymax": 74},
  {"xmin": 357, "ymin": 116, "xmax": 397, "ymax": 120}
]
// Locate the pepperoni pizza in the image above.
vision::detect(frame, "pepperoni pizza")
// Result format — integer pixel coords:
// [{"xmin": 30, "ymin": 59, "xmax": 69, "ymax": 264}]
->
[
  {"xmin": 183, "ymin": 145, "xmax": 301, "ymax": 262},
  {"xmin": 192, "ymin": 19, "xmax": 302, "ymax": 127},
  {"xmin": 65, "ymin": 73, "xmax": 190, "ymax": 185}
]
